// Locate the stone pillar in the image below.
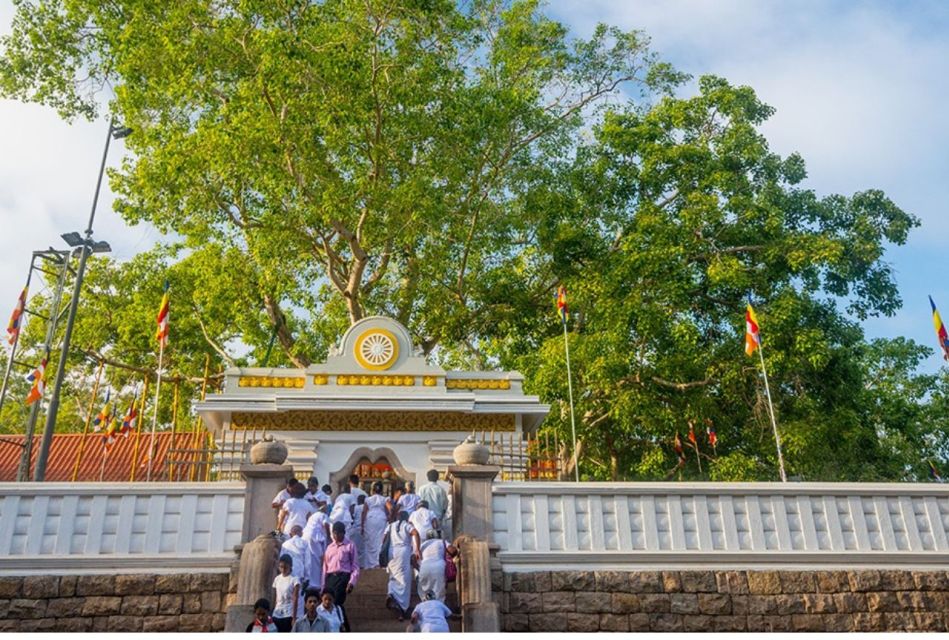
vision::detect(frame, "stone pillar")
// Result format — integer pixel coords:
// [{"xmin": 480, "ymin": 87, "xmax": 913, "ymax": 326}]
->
[
  {"xmin": 448, "ymin": 437, "xmax": 501, "ymax": 632},
  {"xmin": 224, "ymin": 533, "xmax": 281, "ymax": 632},
  {"xmin": 240, "ymin": 436, "xmax": 294, "ymax": 543}
]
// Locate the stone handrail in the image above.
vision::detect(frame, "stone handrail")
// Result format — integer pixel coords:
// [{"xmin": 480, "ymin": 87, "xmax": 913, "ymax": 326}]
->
[
  {"xmin": 492, "ymin": 482, "xmax": 949, "ymax": 570},
  {"xmin": 0, "ymin": 482, "xmax": 245, "ymax": 575}
]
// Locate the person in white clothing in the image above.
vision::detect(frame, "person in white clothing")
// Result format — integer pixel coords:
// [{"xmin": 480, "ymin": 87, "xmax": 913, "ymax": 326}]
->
[
  {"xmin": 362, "ymin": 482, "xmax": 389, "ymax": 569},
  {"xmin": 417, "ymin": 470, "xmax": 448, "ymax": 525},
  {"xmin": 316, "ymin": 591, "xmax": 345, "ymax": 633},
  {"xmin": 272, "ymin": 555, "xmax": 303, "ymax": 632},
  {"xmin": 305, "ymin": 477, "xmax": 330, "ymax": 509},
  {"xmin": 279, "ymin": 484, "xmax": 316, "ymax": 536},
  {"xmin": 292, "ymin": 593, "xmax": 330, "ymax": 632},
  {"xmin": 411, "ymin": 591, "xmax": 453, "ymax": 633},
  {"xmin": 396, "ymin": 481, "xmax": 420, "ymax": 516},
  {"xmin": 281, "ymin": 525, "xmax": 310, "ymax": 584},
  {"xmin": 416, "ymin": 532, "xmax": 456, "ymax": 603},
  {"xmin": 329, "ymin": 488, "xmax": 355, "ymax": 528},
  {"xmin": 302, "ymin": 504, "xmax": 331, "ymax": 591},
  {"xmin": 351, "ymin": 495, "xmax": 367, "ymax": 568},
  {"xmin": 348, "ymin": 474, "xmax": 367, "ymax": 501},
  {"xmin": 385, "ymin": 512, "xmax": 420, "ymax": 620},
  {"xmin": 408, "ymin": 501, "xmax": 438, "ymax": 540}
]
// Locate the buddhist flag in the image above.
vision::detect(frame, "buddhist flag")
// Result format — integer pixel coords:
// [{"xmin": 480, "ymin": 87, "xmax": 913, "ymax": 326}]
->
[
  {"xmin": 103, "ymin": 417, "xmax": 121, "ymax": 450},
  {"xmin": 556, "ymin": 286, "xmax": 568, "ymax": 323},
  {"xmin": 745, "ymin": 303, "xmax": 761, "ymax": 356},
  {"xmin": 155, "ymin": 282, "xmax": 170, "ymax": 349},
  {"xmin": 92, "ymin": 390, "xmax": 112, "ymax": 432},
  {"xmin": 687, "ymin": 421, "xmax": 697, "ymax": 445},
  {"xmin": 119, "ymin": 398, "xmax": 138, "ymax": 438},
  {"xmin": 673, "ymin": 432, "xmax": 685, "ymax": 460},
  {"xmin": 25, "ymin": 352, "xmax": 48, "ymax": 406},
  {"xmin": 929, "ymin": 296, "xmax": 949, "ymax": 361},
  {"xmin": 6, "ymin": 286, "xmax": 27, "ymax": 345},
  {"xmin": 929, "ymin": 460, "xmax": 942, "ymax": 482},
  {"xmin": 708, "ymin": 426, "xmax": 718, "ymax": 448}
]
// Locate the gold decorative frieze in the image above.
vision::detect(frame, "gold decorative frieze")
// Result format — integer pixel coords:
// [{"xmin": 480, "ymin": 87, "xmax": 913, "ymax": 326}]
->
[
  {"xmin": 231, "ymin": 410, "xmax": 515, "ymax": 432},
  {"xmin": 445, "ymin": 378, "xmax": 511, "ymax": 390},
  {"xmin": 313, "ymin": 374, "xmax": 329, "ymax": 385},
  {"xmin": 238, "ymin": 376, "xmax": 305, "ymax": 389},
  {"xmin": 423, "ymin": 376, "xmax": 438, "ymax": 387},
  {"xmin": 336, "ymin": 374, "xmax": 415, "ymax": 387}
]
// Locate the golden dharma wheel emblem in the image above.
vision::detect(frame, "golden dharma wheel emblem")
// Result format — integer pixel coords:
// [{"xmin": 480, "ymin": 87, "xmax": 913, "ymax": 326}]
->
[{"xmin": 354, "ymin": 328, "xmax": 399, "ymax": 371}]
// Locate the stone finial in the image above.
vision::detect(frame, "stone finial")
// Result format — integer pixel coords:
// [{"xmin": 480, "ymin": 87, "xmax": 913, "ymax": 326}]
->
[
  {"xmin": 453, "ymin": 435, "xmax": 491, "ymax": 466},
  {"xmin": 249, "ymin": 435, "xmax": 288, "ymax": 465}
]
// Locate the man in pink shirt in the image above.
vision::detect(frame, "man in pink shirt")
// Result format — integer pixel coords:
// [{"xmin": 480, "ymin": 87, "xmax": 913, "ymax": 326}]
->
[{"xmin": 321, "ymin": 521, "xmax": 359, "ymax": 632}]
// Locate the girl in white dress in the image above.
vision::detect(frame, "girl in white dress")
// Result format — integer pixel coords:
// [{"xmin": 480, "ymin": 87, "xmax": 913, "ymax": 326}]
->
[
  {"xmin": 411, "ymin": 591, "xmax": 453, "ymax": 633},
  {"xmin": 417, "ymin": 533, "xmax": 456, "ymax": 602},
  {"xmin": 385, "ymin": 512, "xmax": 420, "ymax": 620},
  {"xmin": 363, "ymin": 482, "xmax": 388, "ymax": 569}
]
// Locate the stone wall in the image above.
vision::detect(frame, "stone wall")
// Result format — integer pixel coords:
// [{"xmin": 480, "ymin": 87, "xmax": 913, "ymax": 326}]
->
[
  {"xmin": 494, "ymin": 569, "xmax": 949, "ymax": 633},
  {"xmin": 0, "ymin": 571, "xmax": 236, "ymax": 632}
]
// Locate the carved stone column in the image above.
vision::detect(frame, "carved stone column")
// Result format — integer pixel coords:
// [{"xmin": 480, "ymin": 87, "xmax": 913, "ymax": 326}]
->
[
  {"xmin": 224, "ymin": 534, "xmax": 281, "ymax": 632},
  {"xmin": 240, "ymin": 437, "xmax": 294, "ymax": 543}
]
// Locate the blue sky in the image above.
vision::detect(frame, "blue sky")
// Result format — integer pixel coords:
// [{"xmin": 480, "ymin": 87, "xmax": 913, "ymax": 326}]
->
[{"xmin": 1, "ymin": 0, "xmax": 947, "ymax": 370}]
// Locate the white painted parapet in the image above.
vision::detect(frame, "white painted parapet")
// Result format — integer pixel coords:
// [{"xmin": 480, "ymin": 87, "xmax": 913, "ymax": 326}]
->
[
  {"xmin": 492, "ymin": 482, "xmax": 949, "ymax": 571},
  {"xmin": 0, "ymin": 482, "xmax": 245, "ymax": 575}
]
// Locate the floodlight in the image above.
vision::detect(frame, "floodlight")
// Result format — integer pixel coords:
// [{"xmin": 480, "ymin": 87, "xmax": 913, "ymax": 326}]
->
[{"xmin": 61, "ymin": 232, "xmax": 83, "ymax": 247}]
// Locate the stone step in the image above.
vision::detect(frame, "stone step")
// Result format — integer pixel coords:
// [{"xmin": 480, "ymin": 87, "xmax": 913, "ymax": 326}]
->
[
  {"xmin": 349, "ymin": 618, "xmax": 462, "ymax": 633},
  {"xmin": 343, "ymin": 594, "xmax": 459, "ymax": 620}
]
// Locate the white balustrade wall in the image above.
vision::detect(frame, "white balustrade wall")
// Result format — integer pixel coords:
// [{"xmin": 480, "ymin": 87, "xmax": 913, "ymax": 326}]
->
[
  {"xmin": 0, "ymin": 483, "xmax": 245, "ymax": 575},
  {"xmin": 493, "ymin": 482, "xmax": 949, "ymax": 571}
]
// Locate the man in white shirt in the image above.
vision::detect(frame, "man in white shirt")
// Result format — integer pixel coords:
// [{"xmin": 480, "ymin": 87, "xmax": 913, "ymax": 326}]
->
[
  {"xmin": 408, "ymin": 500, "xmax": 438, "ymax": 539},
  {"xmin": 330, "ymin": 488, "xmax": 355, "ymax": 528},
  {"xmin": 305, "ymin": 477, "xmax": 330, "ymax": 508},
  {"xmin": 349, "ymin": 474, "xmax": 367, "ymax": 501},
  {"xmin": 418, "ymin": 470, "xmax": 449, "ymax": 533}
]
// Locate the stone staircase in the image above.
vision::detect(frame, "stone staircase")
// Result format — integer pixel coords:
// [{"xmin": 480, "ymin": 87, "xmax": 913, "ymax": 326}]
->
[{"xmin": 344, "ymin": 568, "xmax": 460, "ymax": 633}]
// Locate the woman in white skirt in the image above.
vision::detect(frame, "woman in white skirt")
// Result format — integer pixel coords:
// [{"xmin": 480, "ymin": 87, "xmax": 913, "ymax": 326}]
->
[
  {"xmin": 385, "ymin": 511, "xmax": 420, "ymax": 621},
  {"xmin": 416, "ymin": 532, "xmax": 457, "ymax": 603},
  {"xmin": 363, "ymin": 482, "xmax": 389, "ymax": 569}
]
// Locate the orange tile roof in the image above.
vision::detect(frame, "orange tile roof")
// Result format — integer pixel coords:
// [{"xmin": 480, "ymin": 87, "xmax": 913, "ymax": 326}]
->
[{"xmin": 0, "ymin": 431, "xmax": 210, "ymax": 482}]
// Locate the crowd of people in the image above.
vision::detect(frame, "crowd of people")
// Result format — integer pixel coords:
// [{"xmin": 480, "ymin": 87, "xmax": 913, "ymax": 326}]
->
[{"xmin": 247, "ymin": 470, "xmax": 459, "ymax": 633}]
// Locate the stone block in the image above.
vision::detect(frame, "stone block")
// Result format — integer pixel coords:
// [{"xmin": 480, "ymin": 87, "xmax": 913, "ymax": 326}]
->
[
  {"xmin": 913, "ymin": 571, "xmax": 949, "ymax": 591},
  {"xmin": 575, "ymin": 591, "xmax": 612, "ymax": 613},
  {"xmin": 211, "ymin": 613, "xmax": 227, "ymax": 631},
  {"xmin": 76, "ymin": 575, "xmax": 114, "ymax": 597},
  {"xmin": 81, "ymin": 596, "xmax": 122, "ymax": 616},
  {"xmin": 115, "ymin": 574, "xmax": 156, "ymax": 596},
  {"xmin": 661, "ymin": 571, "xmax": 682, "ymax": 593},
  {"xmin": 895, "ymin": 591, "xmax": 926, "ymax": 611},
  {"xmin": 698, "ymin": 593, "xmax": 731, "ymax": 615},
  {"xmin": 159, "ymin": 593, "xmax": 184, "ymax": 615},
  {"xmin": 540, "ymin": 591, "xmax": 575, "ymax": 613},
  {"xmin": 508, "ymin": 572, "xmax": 534, "ymax": 592},
  {"xmin": 627, "ymin": 613, "xmax": 650, "ymax": 632},
  {"xmin": 22, "ymin": 576, "xmax": 59, "ymax": 599},
  {"xmin": 51, "ymin": 617, "xmax": 92, "ymax": 632},
  {"xmin": 848, "ymin": 570, "xmax": 883, "ymax": 592},
  {"xmin": 527, "ymin": 612, "xmax": 566, "ymax": 632},
  {"xmin": 816, "ymin": 571, "xmax": 849, "ymax": 593},
  {"xmin": 182, "ymin": 593, "xmax": 202, "ymax": 614},
  {"xmin": 566, "ymin": 613, "xmax": 599, "ymax": 632},
  {"xmin": 503, "ymin": 614, "xmax": 529, "ymax": 632},
  {"xmin": 853, "ymin": 612, "xmax": 886, "ymax": 632},
  {"xmin": 499, "ymin": 592, "xmax": 509, "ymax": 614},
  {"xmin": 121, "ymin": 594, "xmax": 159, "ymax": 616},
  {"xmin": 45, "ymin": 597, "xmax": 85, "ymax": 617},
  {"xmin": 791, "ymin": 614, "xmax": 825, "ymax": 632},
  {"xmin": 143, "ymin": 616, "xmax": 180, "ymax": 632},
  {"xmin": 594, "ymin": 571, "xmax": 628, "ymax": 592},
  {"xmin": 0, "ymin": 578, "xmax": 21, "ymax": 599},
  {"xmin": 0, "ymin": 599, "xmax": 9, "ymax": 617},
  {"xmin": 108, "ymin": 615, "xmax": 144, "ymax": 632},
  {"xmin": 533, "ymin": 572, "xmax": 552, "ymax": 592},
  {"xmin": 611, "ymin": 593, "xmax": 640, "ymax": 614},
  {"xmin": 682, "ymin": 614, "xmax": 713, "ymax": 632},
  {"xmin": 29, "ymin": 619, "xmax": 59, "ymax": 632},
  {"xmin": 491, "ymin": 570, "xmax": 503, "ymax": 593},
  {"xmin": 879, "ymin": 570, "xmax": 914, "ymax": 591},
  {"xmin": 680, "ymin": 571, "xmax": 717, "ymax": 592},
  {"xmin": 598, "ymin": 613, "xmax": 629, "ymax": 632},
  {"xmin": 550, "ymin": 571, "xmax": 595, "ymax": 592},
  {"xmin": 91, "ymin": 616, "xmax": 111, "ymax": 632},
  {"xmin": 669, "ymin": 593, "xmax": 699, "ymax": 615},
  {"xmin": 748, "ymin": 595, "xmax": 779, "ymax": 615},
  {"xmin": 712, "ymin": 615, "xmax": 748, "ymax": 632},
  {"xmin": 801, "ymin": 593, "xmax": 836, "ymax": 614},
  {"xmin": 8, "ymin": 598, "xmax": 47, "ymax": 619},
  {"xmin": 884, "ymin": 612, "xmax": 917, "ymax": 631},
  {"xmin": 649, "ymin": 613, "xmax": 683, "ymax": 632},
  {"xmin": 202, "ymin": 590, "xmax": 223, "ymax": 613},
  {"xmin": 638, "ymin": 594, "xmax": 670, "ymax": 613},
  {"xmin": 822, "ymin": 613, "xmax": 855, "ymax": 632},
  {"xmin": 747, "ymin": 571, "xmax": 781, "ymax": 595},
  {"xmin": 914, "ymin": 612, "xmax": 946, "ymax": 632},
  {"xmin": 627, "ymin": 572, "xmax": 661, "ymax": 593},
  {"xmin": 155, "ymin": 574, "xmax": 191, "ymax": 594},
  {"xmin": 748, "ymin": 615, "xmax": 792, "ymax": 632},
  {"xmin": 775, "ymin": 594, "xmax": 806, "ymax": 614},
  {"xmin": 731, "ymin": 595, "xmax": 749, "ymax": 616},
  {"xmin": 833, "ymin": 592, "xmax": 867, "ymax": 613},
  {"xmin": 190, "ymin": 573, "xmax": 226, "ymax": 593},
  {"xmin": 866, "ymin": 591, "xmax": 899, "ymax": 613},
  {"xmin": 715, "ymin": 571, "xmax": 749, "ymax": 594},
  {"xmin": 779, "ymin": 571, "xmax": 817, "ymax": 593},
  {"xmin": 179, "ymin": 613, "xmax": 212, "ymax": 632},
  {"xmin": 59, "ymin": 576, "xmax": 78, "ymax": 598},
  {"xmin": 510, "ymin": 592, "xmax": 542, "ymax": 614}
]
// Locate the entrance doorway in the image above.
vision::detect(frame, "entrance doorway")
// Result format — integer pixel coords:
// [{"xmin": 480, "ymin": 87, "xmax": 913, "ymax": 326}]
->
[{"xmin": 330, "ymin": 447, "xmax": 413, "ymax": 499}]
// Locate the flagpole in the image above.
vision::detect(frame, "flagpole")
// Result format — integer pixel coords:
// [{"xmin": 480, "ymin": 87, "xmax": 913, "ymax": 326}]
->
[
  {"xmin": 146, "ymin": 340, "xmax": 164, "ymax": 482},
  {"xmin": 562, "ymin": 317, "xmax": 579, "ymax": 482},
  {"xmin": 756, "ymin": 342, "xmax": 787, "ymax": 482},
  {"xmin": 0, "ymin": 264, "xmax": 33, "ymax": 418},
  {"xmin": 70, "ymin": 361, "xmax": 104, "ymax": 482}
]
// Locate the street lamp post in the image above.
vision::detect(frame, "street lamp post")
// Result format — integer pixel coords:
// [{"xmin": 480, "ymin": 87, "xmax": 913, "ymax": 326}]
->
[{"xmin": 33, "ymin": 120, "xmax": 129, "ymax": 481}]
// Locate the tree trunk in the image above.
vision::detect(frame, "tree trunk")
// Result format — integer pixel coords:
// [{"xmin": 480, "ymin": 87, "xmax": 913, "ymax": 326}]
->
[{"xmin": 262, "ymin": 293, "xmax": 310, "ymax": 367}]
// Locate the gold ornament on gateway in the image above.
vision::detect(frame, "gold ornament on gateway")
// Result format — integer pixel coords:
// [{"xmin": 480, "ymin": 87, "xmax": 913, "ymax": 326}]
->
[{"xmin": 354, "ymin": 327, "xmax": 399, "ymax": 371}]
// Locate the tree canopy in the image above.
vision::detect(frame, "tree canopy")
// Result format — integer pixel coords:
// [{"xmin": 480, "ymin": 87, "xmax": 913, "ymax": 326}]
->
[{"xmin": 2, "ymin": 0, "xmax": 946, "ymax": 481}]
